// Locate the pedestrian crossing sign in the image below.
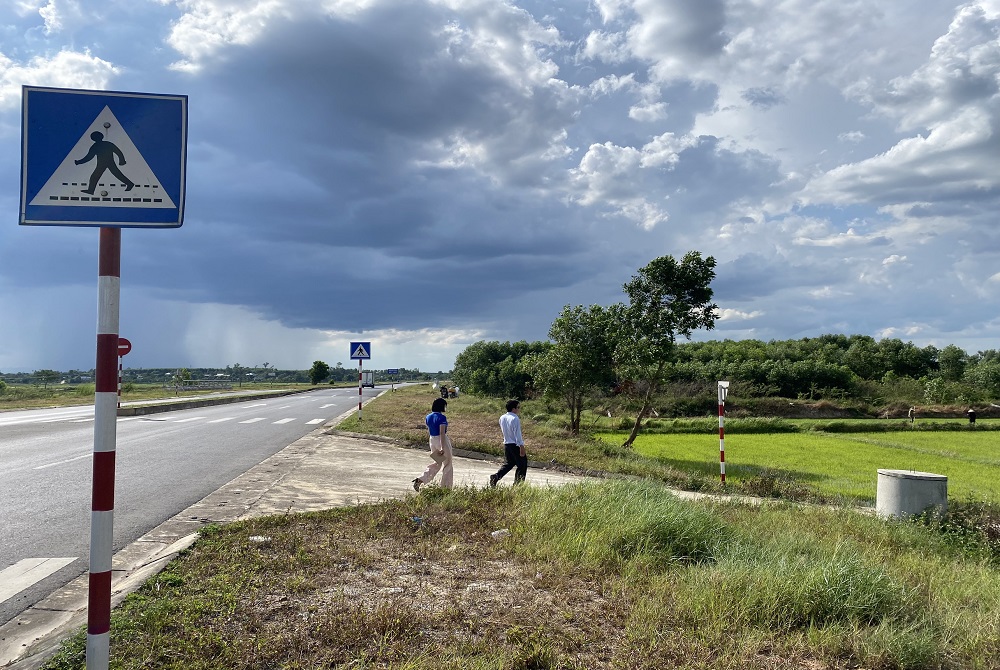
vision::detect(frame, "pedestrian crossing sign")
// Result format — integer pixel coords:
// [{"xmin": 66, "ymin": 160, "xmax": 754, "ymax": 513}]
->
[
  {"xmin": 20, "ymin": 86, "xmax": 187, "ymax": 228},
  {"xmin": 350, "ymin": 342, "xmax": 371, "ymax": 360}
]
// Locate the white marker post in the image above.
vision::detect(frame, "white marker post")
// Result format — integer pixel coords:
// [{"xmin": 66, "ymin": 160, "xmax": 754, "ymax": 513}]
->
[{"xmin": 718, "ymin": 381, "xmax": 730, "ymax": 484}]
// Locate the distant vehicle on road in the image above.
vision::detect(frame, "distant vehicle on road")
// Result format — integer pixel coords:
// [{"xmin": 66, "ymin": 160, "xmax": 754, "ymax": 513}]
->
[{"xmin": 361, "ymin": 371, "xmax": 375, "ymax": 388}]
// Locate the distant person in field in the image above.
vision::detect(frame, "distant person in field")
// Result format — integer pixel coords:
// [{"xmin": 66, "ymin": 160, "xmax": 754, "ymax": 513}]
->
[
  {"xmin": 968, "ymin": 408, "xmax": 977, "ymax": 425},
  {"xmin": 908, "ymin": 406, "xmax": 915, "ymax": 423},
  {"xmin": 490, "ymin": 399, "xmax": 527, "ymax": 487},
  {"xmin": 75, "ymin": 131, "xmax": 135, "ymax": 195},
  {"xmin": 413, "ymin": 397, "xmax": 453, "ymax": 491}
]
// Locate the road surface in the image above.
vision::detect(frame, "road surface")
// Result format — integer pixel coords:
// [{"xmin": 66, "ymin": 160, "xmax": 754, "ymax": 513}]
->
[{"xmin": 0, "ymin": 386, "xmax": 380, "ymax": 625}]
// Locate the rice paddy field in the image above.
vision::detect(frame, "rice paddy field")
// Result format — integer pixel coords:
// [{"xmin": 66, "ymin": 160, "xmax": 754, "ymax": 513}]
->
[{"xmin": 597, "ymin": 429, "xmax": 1000, "ymax": 503}]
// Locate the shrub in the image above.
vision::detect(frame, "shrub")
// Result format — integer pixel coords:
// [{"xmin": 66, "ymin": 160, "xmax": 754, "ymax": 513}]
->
[
  {"xmin": 632, "ymin": 417, "xmax": 799, "ymax": 434},
  {"xmin": 912, "ymin": 498, "xmax": 1000, "ymax": 562}
]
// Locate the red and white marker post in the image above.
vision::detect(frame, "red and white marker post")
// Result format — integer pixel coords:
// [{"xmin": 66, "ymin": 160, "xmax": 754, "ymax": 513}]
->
[
  {"xmin": 718, "ymin": 381, "xmax": 730, "ymax": 484},
  {"xmin": 358, "ymin": 359, "xmax": 363, "ymax": 421},
  {"xmin": 89, "ymin": 228, "xmax": 121, "ymax": 667},
  {"xmin": 116, "ymin": 337, "xmax": 131, "ymax": 409}
]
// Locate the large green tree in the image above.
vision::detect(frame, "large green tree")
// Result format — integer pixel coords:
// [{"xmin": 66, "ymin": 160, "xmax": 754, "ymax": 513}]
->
[
  {"xmin": 615, "ymin": 252, "xmax": 717, "ymax": 448},
  {"xmin": 452, "ymin": 340, "xmax": 548, "ymax": 397},
  {"xmin": 309, "ymin": 360, "xmax": 330, "ymax": 385},
  {"xmin": 527, "ymin": 304, "xmax": 617, "ymax": 434}
]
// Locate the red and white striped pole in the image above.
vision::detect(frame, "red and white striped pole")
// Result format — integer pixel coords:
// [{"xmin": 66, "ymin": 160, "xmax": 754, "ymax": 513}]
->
[
  {"xmin": 718, "ymin": 381, "xmax": 729, "ymax": 485},
  {"xmin": 89, "ymin": 228, "xmax": 120, "ymax": 669},
  {"xmin": 358, "ymin": 359, "xmax": 363, "ymax": 421}
]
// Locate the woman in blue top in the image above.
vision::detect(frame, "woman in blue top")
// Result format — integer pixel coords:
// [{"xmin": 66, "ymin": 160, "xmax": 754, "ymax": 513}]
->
[{"xmin": 413, "ymin": 397, "xmax": 454, "ymax": 490}]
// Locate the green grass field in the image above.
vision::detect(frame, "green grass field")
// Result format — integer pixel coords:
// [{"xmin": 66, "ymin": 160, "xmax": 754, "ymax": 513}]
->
[{"xmin": 597, "ymin": 431, "xmax": 1000, "ymax": 502}]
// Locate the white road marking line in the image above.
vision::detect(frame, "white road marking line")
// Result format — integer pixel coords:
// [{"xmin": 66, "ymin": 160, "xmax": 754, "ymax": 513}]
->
[
  {"xmin": 246, "ymin": 403, "xmax": 267, "ymax": 408},
  {"xmin": 34, "ymin": 453, "xmax": 91, "ymax": 470},
  {"xmin": 207, "ymin": 417, "xmax": 235, "ymax": 423},
  {"xmin": 0, "ymin": 558, "xmax": 77, "ymax": 604},
  {"xmin": 70, "ymin": 418, "xmax": 94, "ymax": 423},
  {"xmin": 172, "ymin": 417, "xmax": 206, "ymax": 423},
  {"xmin": 306, "ymin": 419, "xmax": 324, "ymax": 425},
  {"xmin": 277, "ymin": 405, "xmax": 292, "ymax": 410},
  {"xmin": 272, "ymin": 418, "xmax": 296, "ymax": 424},
  {"xmin": 320, "ymin": 404, "xmax": 336, "ymax": 409},
  {"xmin": 238, "ymin": 418, "xmax": 266, "ymax": 424}
]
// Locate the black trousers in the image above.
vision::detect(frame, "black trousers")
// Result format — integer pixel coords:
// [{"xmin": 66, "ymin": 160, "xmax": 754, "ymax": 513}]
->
[{"xmin": 494, "ymin": 443, "xmax": 527, "ymax": 483}]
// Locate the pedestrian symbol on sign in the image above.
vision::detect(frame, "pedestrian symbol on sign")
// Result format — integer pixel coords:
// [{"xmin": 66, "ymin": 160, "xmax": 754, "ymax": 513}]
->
[
  {"xmin": 28, "ymin": 105, "xmax": 175, "ymax": 210},
  {"xmin": 351, "ymin": 343, "xmax": 370, "ymax": 359},
  {"xmin": 75, "ymin": 131, "xmax": 135, "ymax": 195}
]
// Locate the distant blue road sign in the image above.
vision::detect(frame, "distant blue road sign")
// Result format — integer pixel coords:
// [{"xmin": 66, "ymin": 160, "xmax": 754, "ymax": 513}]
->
[
  {"xmin": 350, "ymin": 342, "xmax": 371, "ymax": 360},
  {"xmin": 20, "ymin": 86, "xmax": 187, "ymax": 228},
  {"xmin": 387, "ymin": 368, "xmax": 399, "ymax": 375}
]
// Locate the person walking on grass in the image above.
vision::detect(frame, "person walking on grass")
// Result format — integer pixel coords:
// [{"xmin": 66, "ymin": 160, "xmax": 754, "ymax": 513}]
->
[
  {"xmin": 413, "ymin": 397, "xmax": 453, "ymax": 491},
  {"xmin": 489, "ymin": 399, "xmax": 527, "ymax": 487}
]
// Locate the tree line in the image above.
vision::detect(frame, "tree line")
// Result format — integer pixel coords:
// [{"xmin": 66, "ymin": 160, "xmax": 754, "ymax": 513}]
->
[{"xmin": 451, "ymin": 252, "xmax": 1000, "ymax": 444}]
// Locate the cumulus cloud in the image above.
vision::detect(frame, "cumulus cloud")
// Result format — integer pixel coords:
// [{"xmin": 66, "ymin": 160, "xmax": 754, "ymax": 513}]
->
[
  {"xmin": 1, "ymin": 0, "xmax": 999, "ymax": 372},
  {"xmin": 0, "ymin": 49, "xmax": 118, "ymax": 109}
]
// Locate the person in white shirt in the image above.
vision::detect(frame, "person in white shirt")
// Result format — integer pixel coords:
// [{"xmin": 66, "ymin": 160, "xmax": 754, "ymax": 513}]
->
[{"xmin": 489, "ymin": 399, "xmax": 527, "ymax": 487}]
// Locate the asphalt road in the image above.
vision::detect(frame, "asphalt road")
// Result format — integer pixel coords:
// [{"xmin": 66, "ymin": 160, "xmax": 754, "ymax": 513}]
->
[{"xmin": 0, "ymin": 386, "xmax": 380, "ymax": 625}]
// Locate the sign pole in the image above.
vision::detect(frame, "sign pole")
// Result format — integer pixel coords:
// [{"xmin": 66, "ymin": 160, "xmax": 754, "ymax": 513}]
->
[
  {"xmin": 349, "ymin": 341, "xmax": 371, "ymax": 422},
  {"xmin": 718, "ymin": 381, "xmax": 729, "ymax": 485},
  {"xmin": 88, "ymin": 227, "xmax": 120, "ymax": 670}
]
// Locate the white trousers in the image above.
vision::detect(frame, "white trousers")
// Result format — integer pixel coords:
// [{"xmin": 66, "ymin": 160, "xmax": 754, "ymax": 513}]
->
[{"xmin": 419, "ymin": 434, "xmax": 454, "ymax": 488}]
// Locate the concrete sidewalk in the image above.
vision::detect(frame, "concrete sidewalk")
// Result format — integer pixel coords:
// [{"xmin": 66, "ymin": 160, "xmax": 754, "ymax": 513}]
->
[{"xmin": 0, "ymin": 425, "xmax": 591, "ymax": 669}]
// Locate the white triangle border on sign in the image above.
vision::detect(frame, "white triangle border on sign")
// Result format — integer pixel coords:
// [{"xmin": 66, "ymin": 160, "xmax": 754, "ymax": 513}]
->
[
  {"xmin": 30, "ymin": 106, "xmax": 175, "ymax": 209},
  {"xmin": 352, "ymin": 345, "xmax": 370, "ymax": 359}
]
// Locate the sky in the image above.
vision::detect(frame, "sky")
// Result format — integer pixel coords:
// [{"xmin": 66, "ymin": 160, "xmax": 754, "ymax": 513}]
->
[{"xmin": 1, "ymin": 0, "xmax": 999, "ymax": 374}]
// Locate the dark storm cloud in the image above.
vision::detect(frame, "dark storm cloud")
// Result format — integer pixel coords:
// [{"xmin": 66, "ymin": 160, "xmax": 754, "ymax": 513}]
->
[{"xmin": 5, "ymin": 0, "xmax": 1000, "ymax": 371}]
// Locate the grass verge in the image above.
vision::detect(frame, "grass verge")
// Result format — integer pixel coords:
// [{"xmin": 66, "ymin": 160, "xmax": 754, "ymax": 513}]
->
[{"xmin": 42, "ymin": 482, "xmax": 1000, "ymax": 669}]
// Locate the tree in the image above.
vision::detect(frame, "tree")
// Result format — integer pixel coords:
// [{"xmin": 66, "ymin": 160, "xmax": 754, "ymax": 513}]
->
[
  {"xmin": 615, "ymin": 252, "xmax": 717, "ymax": 448},
  {"xmin": 527, "ymin": 305, "xmax": 617, "ymax": 434},
  {"xmin": 938, "ymin": 344, "xmax": 967, "ymax": 381},
  {"xmin": 309, "ymin": 360, "xmax": 330, "ymax": 385},
  {"xmin": 34, "ymin": 369, "xmax": 61, "ymax": 388},
  {"xmin": 452, "ymin": 340, "xmax": 548, "ymax": 397},
  {"xmin": 228, "ymin": 363, "xmax": 245, "ymax": 388}
]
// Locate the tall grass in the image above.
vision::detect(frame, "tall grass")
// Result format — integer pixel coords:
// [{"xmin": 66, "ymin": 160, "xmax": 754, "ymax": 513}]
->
[{"xmin": 515, "ymin": 480, "xmax": 730, "ymax": 570}]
